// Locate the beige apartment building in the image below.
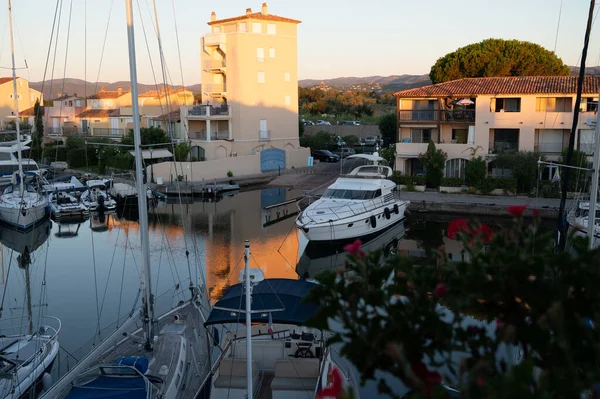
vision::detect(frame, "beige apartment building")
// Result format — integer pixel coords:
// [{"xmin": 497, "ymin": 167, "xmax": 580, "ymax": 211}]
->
[
  {"xmin": 185, "ymin": 2, "xmax": 302, "ymax": 164},
  {"xmin": 0, "ymin": 77, "xmax": 42, "ymax": 128},
  {"xmin": 394, "ymin": 76, "xmax": 600, "ymax": 179}
]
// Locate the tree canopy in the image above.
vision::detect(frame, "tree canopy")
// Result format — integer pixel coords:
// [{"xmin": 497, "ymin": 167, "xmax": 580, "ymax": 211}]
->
[{"xmin": 429, "ymin": 39, "xmax": 570, "ymax": 84}]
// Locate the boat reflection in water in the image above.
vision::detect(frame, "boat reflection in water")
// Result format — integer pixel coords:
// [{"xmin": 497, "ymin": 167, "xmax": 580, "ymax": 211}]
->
[
  {"xmin": 88, "ymin": 211, "xmax": 115, "ymax": 233},
  {"xmin": 296, "ymin": 220, "xmax": 406, "ymax": 279}
]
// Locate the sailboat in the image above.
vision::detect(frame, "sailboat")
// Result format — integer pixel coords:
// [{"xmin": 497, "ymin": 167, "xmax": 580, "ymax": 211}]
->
[
  {"xmin": 201, "ymin": 240, "xmax": 353, "ymax": 399},
  {"xmin": 40, "ymin": 1, "xmax": 212, "ymax": 398},
  {"xmin": 0, "ymin": 0, "xmax": 48, "ymax": 231},
  {"xmin": 0, "ymin": 220, "xmax": 61, "ymax": 398}
]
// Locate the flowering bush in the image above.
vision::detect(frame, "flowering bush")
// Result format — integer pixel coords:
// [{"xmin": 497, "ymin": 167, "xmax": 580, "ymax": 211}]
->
[
  {"xmin": 419, "ymin": 141, "xmax": 447, "ymax": 188},
  {"xmin": 306, "ymin": 207, "xmax": 600, "ymax": 398}
]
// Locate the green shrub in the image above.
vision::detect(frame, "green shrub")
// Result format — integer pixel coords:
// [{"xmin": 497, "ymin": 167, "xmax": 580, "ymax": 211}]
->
[
  {"xmin": 468, "ymin": 186, "xmax": 477, "ymax": 194},
  {"xmin": 465, "ymin": 156, "xmax": 486, "ymax": 187},
  {"xmin": 391, "ymin": 172, "xmax": 426, "ymax": 186},
  {"xmin": 496, "ymin": 151, "xmax": 544, "ymax": 193},
  {"xmin": 67, "ymin": 148, "xmax": 88, "ymax": 168},
  {"xmin": 477, "ymin": 178, "xmax": 495, "ymax": 195},
  {"xmin": 492, "ymin": 177, "xmax": 518, "ymax": 194},
  {"xmin": 418, "ymin": 141, "xmax": 446, "ymax": 188},
  {"xmin": 107, "ymin": 154, "xmax": 133, "ymax": 170},
  {"xmin": 227, "ymin": 170, "xmax": 233, "ymax": 178},
  {"xmin": 44, "ymin": 145, "xmax": 67, "ymax": 162},
  {"xmin": 439, "ymin": 177, "xmax": 465, "ymax": 187}
]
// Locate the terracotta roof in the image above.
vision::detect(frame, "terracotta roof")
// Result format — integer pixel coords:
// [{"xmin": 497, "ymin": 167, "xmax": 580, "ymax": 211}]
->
[
  {"xmin": 152, "ymin": 109, "xmax": 180, "ymax": 122},
  {"xmin": 394, "ymin": 76, "xmax": 600, "ymax": 98},
  {"xmin": 0, "ymin": 77, "xmax": 16, "ymax": 85},
  {"xmin": 139, "ymin": 87, "xmax": 192, "ymax": 99},
  {"xmin": 53, "ymin": 94, "xmax": 81, "ymax": 101},
  {"xmin": 19, "ymin": 106, "xmax": 44, "ymax": 117},
  {"xmin": 88, "ymin": 88, "xmax": 129, "ymax": 100},
  {"xmin": 76, "ymin": 109, "xmax": 118, "ymax": 118},
  {"xmin": 208, "ymin": 12, "xmax": 301, "ymax": 26}
]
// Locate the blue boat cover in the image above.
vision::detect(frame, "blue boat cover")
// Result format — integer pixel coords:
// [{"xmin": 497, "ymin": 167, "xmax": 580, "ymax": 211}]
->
[
  {"xmin": 113, "ymin": 356, "xmax": 149, "ymax": 374},
  {"xmin": 204, "ymin": 278, "xmax": 318, "ymax": 327},
  {"xmin": 65, "ymin": 375, "xmax": 147, "ymax": 399}
]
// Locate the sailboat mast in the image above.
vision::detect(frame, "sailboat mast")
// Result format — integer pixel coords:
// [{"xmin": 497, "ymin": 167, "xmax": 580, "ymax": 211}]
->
[
  {"xmin": 7, "ymin": 0, "xmax": 24, "ymax": 197},
  {"xmin": 586, "ymin": 93, "xmax": 600, "ymax": 249},
  {"xmin": 125, "ymin": 0, "xmax": 154, "ymax": 350},
  {"xmin": 244, "ymin": 240, "xmax": 253, "ymax": 399}
]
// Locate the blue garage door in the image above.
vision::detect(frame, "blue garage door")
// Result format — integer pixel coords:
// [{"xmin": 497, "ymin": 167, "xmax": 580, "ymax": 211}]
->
[{"xmin": 260, "ymin": 148, "xmax": 286, "ymax": 172}]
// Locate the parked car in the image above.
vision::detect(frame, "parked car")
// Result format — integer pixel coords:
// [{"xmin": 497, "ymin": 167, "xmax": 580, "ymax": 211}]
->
[
  {"xmin": 333, "ymin": 148, "xmax": 356, "ymax": 158},
  {"xmin": 302, "ymin": 120, "xmax": 315, "ymax": 126},
  {"xmin": 341, "ymin": 120, "xmax": 361, "ymax": 126},
  {"xmin": 311, "ymin": 150, "xmax": 340, "ymax": 162},
  {"xmin": 316, "ymin": 120, "xmax": 331, "ymax": 125},
  {"xmin": 364, "ymin": 135, "xmax": 380, "ymax": 145}
]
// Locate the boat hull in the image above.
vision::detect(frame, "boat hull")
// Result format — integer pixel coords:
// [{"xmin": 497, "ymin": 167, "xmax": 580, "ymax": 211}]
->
[
  {"xmin": 297, "ymin": 199, "xmax": 408, "ymax": 242},
  {"xmin": 0, "ymin": 200, "xmax": 49, "ymax": 231}
]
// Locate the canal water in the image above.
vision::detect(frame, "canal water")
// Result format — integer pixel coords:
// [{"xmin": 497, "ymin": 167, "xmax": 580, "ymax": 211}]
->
[{"xmin": 0, "ymin": 187, "xmax": 545, "ymax": 395}]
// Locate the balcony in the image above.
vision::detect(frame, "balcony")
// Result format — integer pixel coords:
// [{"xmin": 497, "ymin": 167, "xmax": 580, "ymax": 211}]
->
[
  {"xmin": 398, "ymin": 109, "xmax": 476, "ymax": 123},
  {"xmin": 203, "ymin": 59, "xmax": 226, "ymax": 73},
  {"xmin": 203, "ymin": 84, "xmax": 226, "ymax": 97},
  {"xmin": 203, "ymin": 33, "xmax": 226, "ymax": 48},
  {"xmin": 186, "ymin": 105, "xmax": 231, "ymax": 118},
  {"xmin": 534, "ymin": 142, "xmax": 564, "ymax": 154},
  {"xmin": 488, "ymin": 140, "xmax": 519, "ymax": 154},
  {"xmin": 396, "ymin": 142, "xmax": 474, "ymax": 160},
  {"xmin": 259, "ymin": 130, "xmax": 271, "ymax": 141},
  {"xmin": 188, "ymin": 130, "xmax": 231, "ymax": 141},
  {"xmin": 93, "ymin": 128, "xmax": 125, "ymax": 137}
]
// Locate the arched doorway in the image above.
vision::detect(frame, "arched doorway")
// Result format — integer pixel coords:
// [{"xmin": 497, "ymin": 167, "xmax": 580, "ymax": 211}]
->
[
  {"xmin": 215, "ymin": 146, "xmax": 227, "ymax": 159},
  {"xmin": 445, "ymin": 158, "xmax": 469, "ymax": 179},
  {"xmin": 284, "ymin": 143, "xmax": 295, "ymax": 151}
]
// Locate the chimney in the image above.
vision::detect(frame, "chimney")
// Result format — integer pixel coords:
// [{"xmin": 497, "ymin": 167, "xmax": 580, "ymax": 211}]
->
[
  {"xmin": 57, "ymin": 92, "xmax": 62, "ymax": 97},
  {"xmin": 210, "ymin": 11, "xmax": 216, "ymax": 22},
  {"xmin": 261, "ymin": 3, "xmax": 268, "ymax": 15},
  {"xmin": 246, "ymin": 8, "xmax": 252, "ymax": 15},
  {"xmin": 117, "ymin": 86, "xmax": 123, "ymax": 95}
]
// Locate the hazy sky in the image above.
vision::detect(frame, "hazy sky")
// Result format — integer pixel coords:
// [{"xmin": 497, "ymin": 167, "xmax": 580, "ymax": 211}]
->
[{"xmin": 0, "ymin": 0, "xmax": 596, "ymax": 85}]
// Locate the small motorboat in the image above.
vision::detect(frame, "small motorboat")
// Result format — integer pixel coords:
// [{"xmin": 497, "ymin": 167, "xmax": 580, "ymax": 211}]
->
[
  {"xmin": 49, "ymin": 190, "xmax": 89, "ymax": 220},
  {"xmin": 80, "ymin": 180, "xmax": 117, "ymax": 212}
]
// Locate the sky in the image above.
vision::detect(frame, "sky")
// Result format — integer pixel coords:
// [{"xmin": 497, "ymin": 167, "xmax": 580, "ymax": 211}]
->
[{"xmin": 0, "ymin": 0, "xmax": 596, "ymax": 85}]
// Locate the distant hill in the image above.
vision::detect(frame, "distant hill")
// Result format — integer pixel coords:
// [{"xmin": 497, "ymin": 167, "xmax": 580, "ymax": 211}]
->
[
  {"xmin": 299, "ymin": 74, "xmax": 431, "ymax": 92},
  {"xmin": 29, "ymin": 78, "xmax": 202, "ymax": 100},
  {"xmin": 569, "ymin": 66, "xmax": 600, "ymax": 75}
]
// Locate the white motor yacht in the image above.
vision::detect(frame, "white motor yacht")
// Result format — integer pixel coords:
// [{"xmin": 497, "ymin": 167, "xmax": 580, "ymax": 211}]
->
[
  {"xmin": 296, "ymin": 154, "xmax": 409, "ymax": 242},
  {"xmin": 80, "ymin": 180, "xmax": 117, "ymax": 212},
  {"xmin": 567, "ymin": 201, "xmax": 600, "ymax": 248}
]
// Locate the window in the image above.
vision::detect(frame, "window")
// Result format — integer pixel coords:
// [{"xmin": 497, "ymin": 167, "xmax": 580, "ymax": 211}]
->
[
  {"xmin": 257, "ymin": 72, "xmax": 265, "ymax": 83},
  {"xmin": 536, "ymin": 97, "xmax": 573, "ymax": 112},
  {"xmin": 579, "ymin": 129, "xmax": 595, "ymax": 155},
  {"xmin": 69, "ymin": 100, "xmax": 73, "ymax": 106},
  {"xmin": 410, "ymin": 128, "xmax": 432, "ymax": 143},
  {"xmin": 535, "ymin": 129, "xmax": 567, "ymax": 153},
  {"xmin": 323, "ymin": 189, "xmax": 381, "ymax": 200},
  {"xmin": 239, "ymin": 22, "xmax": 247, "ymax": 32},
  {"xmin": 256, "ymin": 47, "xmax": 265, "ymax": 62},
  {"xmin": 284, "ymin": 72, "xmax": 290, "ymax": 82},
  {"xmin": 490, "ymin": 97, "xmax": 521, "ymax": 112},
  {"xmin": 285, "ymin": 95, "xmax": 291, "ymax": 105},
  {"xmin": 445, "ymin": 159, "xmax": 468, "ymax": 179},
  {"xmin": 451, "ymin": 128, "xmax": 468, "ymax": 144},
  {"xmin": 269, "ymin": 48, "xmax": 276, "ymax": 58},
  {"xmin": 252, "ymin": 22, "xmax": 262, "ymax": 33},
  {"xmin": 267, "ymin": 24, "xmax": 276, "ymax": 35},
  {"xmin": 213, "ymin": 26, "xmax": 221, "ymax": 33},
  {"xmin": 581, "ymin": 97, "xmax": 598, "ymax": 112},
  {"xmin": 75, "ymin": 100, "xmax": 81, "ymax": 107},
  {"xmin": 259, "ymin": 120, "xmax": 268, "ymax": 139}
]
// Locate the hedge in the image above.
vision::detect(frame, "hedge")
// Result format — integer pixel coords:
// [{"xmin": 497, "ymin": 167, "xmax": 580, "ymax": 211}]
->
[
  {"xmin": 440, "ymin": 177, "xmax": 465, "ymax": 187},
  {"xmin": 107, "ymin": 154, "xmax": 134, "ymax": 170},
  {"xmin": 391, "ymin": 172, "xmax": 426, "ymax": 186},
  {"xmin": 67, "ymin": 148, "xmax": 88, "ymax": 168}
]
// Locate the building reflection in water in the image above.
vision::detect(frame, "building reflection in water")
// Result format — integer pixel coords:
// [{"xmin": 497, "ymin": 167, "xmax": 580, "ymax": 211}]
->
[{"xmin": 147, "ymin": 188, "xmax": 302, "ymax": 302}]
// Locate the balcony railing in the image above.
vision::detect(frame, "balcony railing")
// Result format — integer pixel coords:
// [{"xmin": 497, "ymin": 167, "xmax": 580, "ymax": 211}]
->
[
  {"xmin": 259, "ymin": 130, "xmax": 271, "ymax": 141},
  {"xmin": 188, "ymin": 130, "xmax": 230, "ymax": 141},
  {"xmin": 489, "ymin": 141, "xmax": 519, "ymax": 154},
  {"xmin": 534, "ymin": 142, "xmax": 564, "ymax": 153},
  {"xmin": 203, "ymin": 33, "xmax": 226, "ymax": 47},
  {"xmin": 203, "ymin": 60, "xmax": 226, "ymax": 70},
  {"xmin": 398, "ymin": 109, "xmax": 476, "ymax": 122},
  {"xmin": 203, "ymin": 84, "xmax": 225, "ymax": 94},
  {"xmin": 187, "ymin": 105, "xmax": 230, "ymax": 117},
  {"xmin": 93, "ymin": 128, "xmax": 125, "ymax": 137}
]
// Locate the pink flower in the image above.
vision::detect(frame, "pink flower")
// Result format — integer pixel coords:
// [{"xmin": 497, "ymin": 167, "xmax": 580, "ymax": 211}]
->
[
  {"xmin": 508, "ymin": 205, "xmax": 527, "ymax": 217},
  {"xmin": 448, "ymin": 219, "xmax": 468, "ymax": 239},
  {"xmin": 344, "ymin": 239, "xmax": 365, "ymax": 259},
  {"xmin": 411, "ymin": 361, "xmax": 442, "ymax": 393},
  {"xmin": 478, "ymin": 224, "xmax": 494, "ymax": 243},
  {"xmin": 495, "ymin": 318, "xmax": 503, "ymax": 328},
  {"xmin": 434, "ymin": 283, "xmax": 447, "ymax": 298},
  {"xmin": 318, "ymin": 368, "xmax": 343, "ymax": 398}
]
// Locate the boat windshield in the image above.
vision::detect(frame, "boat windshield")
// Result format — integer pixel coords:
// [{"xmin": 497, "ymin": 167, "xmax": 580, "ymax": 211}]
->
[{"xmin": 323, "ymin": 188, "xmax": 381, "ymax": 200}]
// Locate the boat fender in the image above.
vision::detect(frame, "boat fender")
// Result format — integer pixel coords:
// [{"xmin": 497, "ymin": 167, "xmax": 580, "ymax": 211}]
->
[
  {"xmin": 394, "ymin": 204, "xmax": 399, "ymax": 214},
  {"xmin": 404, "ymin": 209, "xmax": 411, "ymax": 217},
  {"xmin": 42, "ymin": 372, "xmax": 52, "ymax": 393},
  {"xmin": 212, "ymin": 327, "xmax": 220, "ymax": 347},
  {"xmin": 384, "ymin": 207, "xmax": 391, "ymax": 220},
  {"xmin": 370, "ymin": 215, "xmax": 376, "ymax": 228}
]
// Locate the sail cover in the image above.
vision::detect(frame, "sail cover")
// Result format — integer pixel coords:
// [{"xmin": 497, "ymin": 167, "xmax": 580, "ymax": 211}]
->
[{"xmin": 204, "ymin": 278, "xmax": 319, "ymax": 326}]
